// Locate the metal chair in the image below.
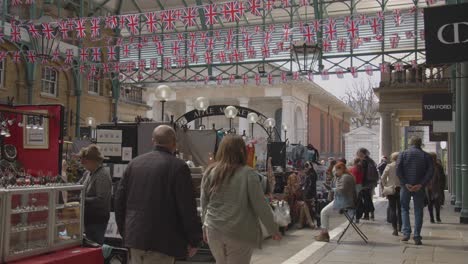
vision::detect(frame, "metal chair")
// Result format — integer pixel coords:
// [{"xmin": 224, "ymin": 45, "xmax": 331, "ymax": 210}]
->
[{"xmin": 337, "ymin": 208, "xmax": 369, "ymax": 244}]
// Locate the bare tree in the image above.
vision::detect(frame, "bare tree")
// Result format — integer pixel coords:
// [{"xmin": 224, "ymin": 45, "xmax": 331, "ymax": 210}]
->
[{"xmin": 341, "ymin": 79, "xmax": 379, "ymax": 129}]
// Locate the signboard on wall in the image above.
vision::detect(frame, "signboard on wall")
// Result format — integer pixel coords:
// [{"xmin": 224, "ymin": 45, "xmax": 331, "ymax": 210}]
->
[
  {"xmin": 422, "ymin": 93, "xmax": 453, "ymax": 121},
  {"xmin": 424, "ymin": 3, "xmax": 468, "ymax": 64}
]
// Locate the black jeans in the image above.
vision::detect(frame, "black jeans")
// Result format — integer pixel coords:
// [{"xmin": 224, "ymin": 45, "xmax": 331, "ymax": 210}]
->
[
  {"xmin": 362, "ymin": 188, "xmax": 375, "ymax": 217},
  {"xmin": 387, "ymin": 188, "xmax": 402, "ymax": 230},
  {"xmin": 428, "ymin": 198, "xmax": 441, "ymax": 222}
]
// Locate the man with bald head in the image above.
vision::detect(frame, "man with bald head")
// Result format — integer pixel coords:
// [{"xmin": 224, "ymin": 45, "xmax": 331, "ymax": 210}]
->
[{"xmin": 115, "ymin": 125, "xmax": 202, "ymax": 263}]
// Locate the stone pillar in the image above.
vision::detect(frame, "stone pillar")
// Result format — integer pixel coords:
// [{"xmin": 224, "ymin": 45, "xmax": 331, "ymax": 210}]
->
[
  {"xmin": 282, "ymin": 96, "xmax": 295, "ymax": 143},
  {"xmin": 380, "ymin": 112, "xmax": 393, "ymax": 158},
  {"xmin": 460, "ymin": 62, "xmax": 468, "ymax": 223},
  {"xmin": 455, "ymin": 63, "xmax": 463, "ymax": 212},
  {"xmin": 238, "ymin": 98, "xmax": 249, "ymax": 136},
  {"xmin": 450, "ymin": 65, "xmax": 457, "ymax": 205}
]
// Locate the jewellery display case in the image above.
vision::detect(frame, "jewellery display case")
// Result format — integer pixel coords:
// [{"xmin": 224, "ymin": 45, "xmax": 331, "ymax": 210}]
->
[{"xmin": 1, "ymin": 185, "xmax": 84, "ymax": 262}]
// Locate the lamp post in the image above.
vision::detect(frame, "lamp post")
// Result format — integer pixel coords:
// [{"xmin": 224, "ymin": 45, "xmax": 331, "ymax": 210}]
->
[
  {"xmin": 291, "ymin": 42, "xmax": 322, "ymax": 73},
  {"xmin": 155, "ymin": 85, "xmax": 173, "ymax": 122},
  {"xmin": 86, "ymin": 117, "xmax": 96, "ymax": 139},
  {"xmin": 247, "ymin": 112, "xmax": 259, "ymax": 138},
  {"xmin": 282, "ymin": 123, "xmax": 288, "ymax": 142},
  {"xmin": 266, "ymin": 118, "xmax": 276, "ymax": 141},
  {"xmin": 224, "ymin": 106, "xmax": 238, "ymax": 133},
  {"xmin": 195, "ymin": 97, "xmax": 209, "ymax": 129}
]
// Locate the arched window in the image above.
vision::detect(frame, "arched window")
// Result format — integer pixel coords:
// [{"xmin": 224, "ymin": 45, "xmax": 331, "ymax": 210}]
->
[{"xmin": 41, "ymin": 67, "xmax": 58, "ymax": 96}]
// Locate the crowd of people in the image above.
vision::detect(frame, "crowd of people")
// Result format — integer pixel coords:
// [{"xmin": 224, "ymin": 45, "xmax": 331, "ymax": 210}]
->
[{"xmin": 74, "ymin": 128, "xmax": 446, "ymax": 263}]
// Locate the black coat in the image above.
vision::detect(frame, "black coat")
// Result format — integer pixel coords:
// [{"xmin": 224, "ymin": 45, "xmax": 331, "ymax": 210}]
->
[{"xmin": 114, "ymin": 146, "xmax": 202, "ymax": 258}]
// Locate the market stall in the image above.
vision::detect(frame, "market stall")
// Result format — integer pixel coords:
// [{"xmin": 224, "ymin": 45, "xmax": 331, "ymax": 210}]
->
[{"xmin": 0, "ymin": 104, "xmax": 97, "ymax": 264}]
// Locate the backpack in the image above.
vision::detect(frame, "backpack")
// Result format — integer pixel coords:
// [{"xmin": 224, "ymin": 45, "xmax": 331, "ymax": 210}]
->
[{"xmin": 365, "ymin": 159, "xmax": 379, "ymax": 186}]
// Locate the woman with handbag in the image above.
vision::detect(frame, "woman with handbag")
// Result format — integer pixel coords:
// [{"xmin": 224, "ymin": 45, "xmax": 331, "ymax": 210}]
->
[
  {"xmin": 381, "ymin": 152, "xmax": 402, "ymax": 236},
  {"xmin": 201, "ymin": 135, "xmax": 282, "ymax": 264}
]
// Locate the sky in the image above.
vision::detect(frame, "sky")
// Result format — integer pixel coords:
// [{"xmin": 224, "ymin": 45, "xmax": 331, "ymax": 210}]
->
[{"xmin": 313, "ymin": 72, "xmax": 381, "ymax": 100}]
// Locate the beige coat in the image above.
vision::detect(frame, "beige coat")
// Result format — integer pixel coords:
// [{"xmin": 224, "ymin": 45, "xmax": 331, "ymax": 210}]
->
[{"xmin": 381, "ymin": 162, "xmax": 400, "ymax": 189}]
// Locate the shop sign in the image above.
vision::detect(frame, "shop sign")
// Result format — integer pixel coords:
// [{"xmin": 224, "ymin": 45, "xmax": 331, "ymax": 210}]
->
[
  {"xmin": 424, "ymin": 3, "xmax": 468, "ymax": 64},
  {"xmin": 422, "ymin": 93, "xmax": 453, "ymax": 121},
  {"xmin": 409, "ymin": 120, "xmax": 433, "ymax": 126},
  {"xmin": 429, "ymin": 126, "xmax": 448, "ymax": 142}
]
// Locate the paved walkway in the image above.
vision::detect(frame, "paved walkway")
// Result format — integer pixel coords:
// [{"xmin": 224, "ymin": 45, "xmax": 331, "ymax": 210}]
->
[{"xmin": 254, "ymin": 193, "xmax": 468, "ymax": 264}]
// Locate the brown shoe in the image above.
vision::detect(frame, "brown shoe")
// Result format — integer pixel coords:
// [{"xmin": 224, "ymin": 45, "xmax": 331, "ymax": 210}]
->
[{"xmin": 315, "ymin": 232, "xmax": 330, "ymax": 242}]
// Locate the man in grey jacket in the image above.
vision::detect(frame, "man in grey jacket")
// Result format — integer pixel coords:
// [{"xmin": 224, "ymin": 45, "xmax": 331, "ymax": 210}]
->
[{"xmin": 396, "ymin": 136, "xmax": 433, "ymax": 245}]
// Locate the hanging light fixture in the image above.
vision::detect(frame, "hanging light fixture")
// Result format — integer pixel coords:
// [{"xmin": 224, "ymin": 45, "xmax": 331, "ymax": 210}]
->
[
  {"xmin": 195, "ymin": 97, "xmax": 209, "ymax": 129},
  {"xmin": 247, "ymin": 112, "xmax": 259, "ymax": 137},
  {"xmin": 155, "ymin": 85, "xmax": 173, "ymax": 121},
  {"xmin": 282, "ymin": 123, "xmax": 288, "ymax": 141},
  {"xmin": 224, "ymin": 106, "xmax": 238, "ymax": 132},
  {"xmin": 291, "ymin": 42, "xmax": 322, "ymax": 73},
  {"xmin": 266, "ymin": 118, "xmax": 276, "ymax": 141},
  {"xmin": 25, "ymin": 15, "xmax": 60, "ymax": 61}
]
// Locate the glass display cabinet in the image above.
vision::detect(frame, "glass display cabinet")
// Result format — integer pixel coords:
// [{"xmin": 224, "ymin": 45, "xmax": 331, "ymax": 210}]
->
[{"xmin": 1, "ymin": 185, "xmax": 84, "ymax": 262}]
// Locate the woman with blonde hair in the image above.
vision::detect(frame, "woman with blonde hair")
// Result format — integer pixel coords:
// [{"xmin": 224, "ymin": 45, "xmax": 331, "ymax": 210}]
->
[
  {"xmin": 381, "ymin": 152, "xmax": 402, "ymax": 236},
  {"xmin": 284, "ymin": 172, "xmax": 315, "ymax": 229},
  {"xmin": 201, "ymin": 135, "xmax": 281, "ymax": 264},
  {"xmin": 78, "ymin": 145, "xmax": 112, "ymax": 244}
]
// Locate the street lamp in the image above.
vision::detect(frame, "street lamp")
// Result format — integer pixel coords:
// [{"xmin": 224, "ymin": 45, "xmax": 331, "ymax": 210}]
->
[
  {"xmin": 155, "ymin": 85, "xmax": 173, "ymax": 121},
  {"xmin": 247, "ymin": 112, "xmax": 259, "ymax": 138},
  {"xmin": 224, "ymin": 106, "xmax": 238, "ymax": 132},
  {"xmin": 291, "ymin": 42, "xmax": 322, "ymax": 73},
  {"xmin": 195, "ymin": 97, "xmax": 209, "ymax": 129},
  {"xmin": 266, "ymin": 118, "xmax": 276, "ymax": 141},
  {"xmin": 282, "ymin": 123, "xmax": 288, "ymax": 141},
  {"xmin": 86, "ymin": 117, "xmax": 96, "ymax": 139}
]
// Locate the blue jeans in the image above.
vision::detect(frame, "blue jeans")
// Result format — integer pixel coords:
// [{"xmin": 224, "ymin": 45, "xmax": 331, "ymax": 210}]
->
[
  {"xmin": 85, "ymin": 223, "xmax": 107, "ymax": 244},
  {"xmin": 400, "ymin": 187, "xmax": 425, "ymax": 240}
]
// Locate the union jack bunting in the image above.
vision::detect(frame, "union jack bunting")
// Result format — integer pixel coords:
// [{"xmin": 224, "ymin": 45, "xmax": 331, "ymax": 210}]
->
[
  {"xmin": 243, "ymin": 74, "xmax": 249, "ymax": 85},
  {"xmin": 377, "ymin": 11, "xmax": 385, "ymax": 21},
  {"xmin": 172, "ymin": 41, "xmax": 181, "ymax": 56},
  {"xmin": 283, "ymin": 24, "xmax": 292, "ymax": 42},
  {"xmin": 156, "ymin": 42, "xmax": 164, "ymax": 55},
  {"xmin": 247, "ymin": 47, "xmax": 256, "ymax": 59},
  {"xmin": 231, "ymin": 48, "xmax": 241, "ymax": 62},
  {"xmin": 206, "ymin": 37, "xmax": 214, "ymax": 51},
  {"xmin": 281, "ymin": 72, "xmax": 287, "ymax": 82},
  {"xmin": 182, "ymin": 7, "xmax": 198, "ymax": 27},
  {"xmin": 405, "ymin": 31, "xmax": 415, "ymax": 39},
  {"xmin": 321, "ymin": 70, "xmax": 329, "ymax": 80},
  {"xmin": 303, "ymin": 26, "xmax": 315, "ymax": 43},
  {"xmin": 75, "ymin": 19, "xmax": 87, "ymax": 38},
  {"xmin": 282, "ymin": 0, "xmax": 292, "ymax": 7},
  {"xmin": 204, "ymin": 4, "xmax": 218, "ymax": 25},
  {"xmin": 324, "ymin": 18, "xmax": 337, "ymax": 40},
  {"xmin": 337, "ymin": 38, "xmax": 347, "ymax": 52},
  {"xmin": 380, "ymin": 62, "xmax": 390, "ymax": 73},
  {"xmin": 394, "ymin": 62, "xmax": 404, "ymax": 72},
  {"xmin": 375, "ymin": 34, "xmax": 384, "ymax": 42},
  {"xmin": 365, "ymin": 65, "xmax": 373, "ymax": 76},
  {"xmin": 411, "ymin": 59, "xmax": 418, "ymax": 69},
  {"xmin": 105, "ymin": 16, "xmax": 118, "ymax": 29},
  {"xmin": 113, "ymin": 63, "xmax": 121, "ymax": 73},
  {"xmin": 177, "ymin": 33, "xmax": 185, "ymax": 41},
  {"xmin": 79, "ymin": 64, "xmax": 86, "ymax": 74},
  {"xmin": 125, "ymin": 62, "xmax": 134, "ymax": 73},
  {"xmin": 300, "ymin": 0, "xmax": 309, "ymax": 6},
  {"xmin": 12, "ymin": 51, "xmax": 21, "ymax": 63},
  {"xmin": 390, "ymin": 33, "xmax": 400, "ymax": 48},
  {"xmin": 138, "ymin": 59, "xmax": 146, "ymax": 71},
  {"xmin": 238, "ymin": 1, "xmax": 246, "ymax": 17},
  {"xmin": 0, "ymin": 51, "xmax": 7, "ymax": 62},
  {"xmin": 26, "ymin": 51, "xmax": 37, "ymax": 63},
  {"xmin": 249, "ymin": 0, "xmax": 262, "ymax": 16},
  {"xmin": 313, "ymin": 20, "xmax": 321, "ymax": 32},
  {"xmin": 205, "ymin": 51, "xmax": 213, "ymax": 64},
  {"xmin": 91, "ymin": 48, "xmax": 101, "ymax": 62},
  {"xmin": 267, "ymin": 74, "xmax": 274, "ymax": 85},
  {"xmin": 150, "ymin": 58, "xmax": 158, "ymax": 70},
  {"xmin": 161, "ymin": 10, "xmax": 176, "ymax": 30},
  {"xmin": 52, "ymin": 49, "xmax": 60, "ymax": 62},
  {"xmin": 217, "ymin": 75, "xmax": 223, "ymax": 85},
  {"xmin": 255, "ymin": 74, "xmax": 261, "ymax": 85},
  {"xmin": 122, "ymin": 45, "xmax": 131, "ymax": 57},
  {"xmin": 163, "ymin": 57, "xmax": 172, "ymax": 69},
  {"xmin": 58, "ymin": 20, "xmax": 69, "ymax": 39},
  {"xmin": 261, "ymin": 45, "xmax": 270, "ymax": 58},
  {"xmin": 243, "ymin": 33, "xmax": 252, "ymax": 49},
  {"xmin": 265, "ymin": 0, "xmax": 274, "ymax": 11},
  {"xmin": 65, "ymin": 49, "xmax": 74, "ymax": 64},
  {"xmin": 10, "ymin": 24, "xmax": 21, "ymax": 42},
  {"xmin": 276, "ymin": 42, "xmax": 284, "ymax": 51},
  {"xmin": 349, "ymin": 67, "xmax": 358, "ymax": 78},
  {"xmin": 359, "ymin": 14, "xmax": 369, "ymax": 25},
  {"xmin": 103, "ymin": 63, "xmax": 110, "ymax": 74},
  {"xmin": 370, "ymin": 17, "xmax": 382, "ymax": 35},
  {"xmin": 127, "ymin": 15, "xmax": 139, "ymax": 35},
  {"xmin": 346, "ymin": 20, "xmax": 359, "ymax": 39},
  {"xmin": 173, "ymin": 9, "xmax": 182, "ymax": 21},
  {"xmin": 90, "ymin": 18, "xmax": 100, "ymax": 38},
  {"xmin": 323, "ymin": 39, "xmax": 332, "ymax": 52},
  {"xmin": 293, "ymin": 71, "xmax": 300, "ymax": 80},
  {"xmin": 343, "ymin": 16, "xmax": 351, "ymax": 27},
  {"xmin": 352, "ymin": 38, "xmax": 363, "ymax": 49},
  {"xmin": 393, "ymin": 9, "xmax": 402, "ymax": 27},
  {"xmin": 409, "ymin": 6, "xmax": 417, "ymax": 14},
  {"xmin": 223, "ymin": 2, "xmax": 241, "ymax": 22},
  {"xmin": 145, "ymin": 12, "xmax": 158, "ymax": 33},
  {"xmin": 225, "ymin": 35, "xmax": 234, "ymax": 50},
  {"xmin": 27, "ymin": 24, "xmax": 41, "ymax": 38},
  {"xmin": 336, "ymin": 68, "xmax": 344, "ymax": 78},
  {"xmin": 79, "ymin": 48, "xmax": 88, "ymax": 62},
  {"xmin": 229, "ymin": 74, "xmax": 236, "ymax": 84},
  {"xmin": 176, "ymin": 56, "xmax": 186, "ymax": 68},
  {"xmin": 188, "ymin": 39, "xmax": 197, "ymax": 54}
]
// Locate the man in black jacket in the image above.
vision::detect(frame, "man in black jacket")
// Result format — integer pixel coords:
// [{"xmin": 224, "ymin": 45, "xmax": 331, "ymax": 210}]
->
[{"xmin": 115, "ymin": 125, "xmax": 202, "ymax": 263}]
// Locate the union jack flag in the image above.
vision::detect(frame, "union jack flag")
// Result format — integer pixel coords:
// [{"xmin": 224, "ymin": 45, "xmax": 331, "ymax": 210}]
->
[
  {"xmin": 321, "ymin": 70, "xmax": 329, "ymax": 80},
  {"xmin": 217, "ymin": 75, "xmax": 223, "ymax": 85},
  {"xmin": 90, "ymin": 18, "xmax": 100, "ymax": 38},
  {"xmin": 380, "ymin": 62, "xmax": 390, "ymax": 73},
  {"xmin": 250, "ymin": 0, "xmax": 262, "ymax": 16},
  {"xmin": 358, "ymin": 14, "xmax": 369, "ymax": 25},
  {"xmin": 113, "ymin": 63, "xmax": 121, "ymax": 73},
  {"xmin": 162, "ymin": 57, "xmax": 172, "ymax": 69},
  {"xmin": 161, "ymin": 10, "xmax": 176, "ymax": 30},
  {"xmin": 261, "ymin": 45, "xmax": 270, "ymax": 58},
  {"xmin": 300, "ymin": 0, "xmax": 309, "ymax": 6},
  {"xmin": 10, "ymin": 24, "xmax": 21, "ymax": 42},
  {"xmin": 343, "ymin": 16, "xmax": 351, "ymax": 27},
  {"xmin": 336, "ymin": 68, "xmax": 344, "ymax": 78},
  {"xmin": 177, "ymin": 33, "xmax": 185, "ymax": 41},
  {"xmin": 127, "ymin": 15, "xmax": 139, "ymax": 35},
  {"xmin": 206, "ymin": 37, "xmax": 215, "ymax": 51},
  {"xmin": 27, "ymin": 23, "xmax": 41, "ymax": 38},
  {"xmin": 370, "ymin": 17, "xmax": 382, "ymax": 35},
  {"xmin": 223, "ymin": 2, "xmax": 241, "ymax": 22},
  {"xmin": 281, "ymin": 0, "xmax": 291, "ymax": 8},
  {"xmin": 199, "ymin": 32, "xmax": 207, "ymax": 42},
  {"xmin": 405, "ymin": 31, "xmax": 415, "ymax": 39},
  {"xmin": 393, "ymin": 9, "xmax": 402, "ymax": 27},
  {"xmin": 375, "ymin": 34, "xmax": 384, "ymax": 42},
  {"xmin": 188, "ymin": 39, "xmax": 197, "ymax": 54},
  {"xmin": 255, "ymin": 74, "xmax": 261, "ymax": 85},
  {"xmin": 105, "ymin": 16, "xmax": 118, "ymax": 29},
  {"xmin": 243, "ymin": 74, "xmax": 249, "ymax": 85},
  {"xmin": 126, "ymin": 62, "xmax": 135, "ymax": 73},
  {"xmin": 26, "ymin": 51, "xmax": 37, "ymax": 63},
  {"xmin": 337, "ymin": 38, "xmax": 347, "ymax": 52},
  {"xmin": 352, "ymin": 38, "xmax": 363, "ymax": 49},
  {"xmin": 176, "ymin": 56, "xmax": 186, "ymax": 68},
  {"xmin": 409, "ymin": 6, "xmax": 417, "ymax": 14},
  {"xmin": 346, "ymin": 20, "xmax": 359, "ymax": 39},
  {"xmin": 79, "ymin": 64, "xmax": 86, "ymax": 74},
  {"xmin": 224, "ymin": 34, "xmax": 234, "ymax": 50},
  {"xmin": 276, "ymin": 42, "xmax": 284, "ymax": 51},
  {"xmin": 349, "ymin": 67, "xmax": 358, "ymax": 78},
  {"xmin": 172, "ymin": 41, "xmax": 181, "ymax": 56},
  {"xmin": 324, "ymin": 18, "xmax": 337, "ymax": 40},
  {"xmin": 264, "ymin": 31, "xmax": 272, "ymax": 45},
  {"xmin": 204, "ymin": 4, "xmax": 218, "ymax": 25},
  {"xmin": 303, "ymin": 26, "xmax": 315, "ymax": 43},
  {"xmin": 394, "ymin": 62, "xmax": 404, "ymax": 72},
  {"xmin": 229, "ymin": 74, "xmax": 236, "ymax": 84},
  {"xmin": 218, "ymin": 51, "xmax": 227, "ymax": 63},
  {"xmin": 377, "ymin": 11, "xmax": 385, "ymax": 21},
  {"xmin": 145, "ymin": 12, "xmax": 158, "ymax": 33},
  {"xmin": 182, "ymin": 7, "xmax": 198, "ymax": 27},
  {"xmin": 155, "ymin": 41, "xmax": 164, "ymax": 55},
  {"xmin": 75, "ymin": 18, "xmax": 87, "ymax": 38},
  {"xmin": 13, "ymin": 51, "xmax": 21, "ymax": 63},
  {"xmin": 283, "ymin": 24, "xmax": 292, "ymax": 42},
  {"xmin": 267, "ymin": 74, "xmax": 274, "ymax": 85},
  {"xmin": 205, "ymin": 51, "xmax": 213, "ymax": 64},
  {"xmin": 231, "ymin": 48, "xmax": 241, "ymax": 62},
  {"xmin": 390, "ymin": 33, "xmax": 400, "ymax": 48},
  {"xmin": 281, "ymin": 72, "xmax": 287, "ymax": 82},
  {"xmin": 313, "ymin": 20, "xmax": 321, "ymax": 32},
  {"xmin": 365, "ymin": 65, "xmax": 373, "ymax": 76},
  {"xmin": 0, "ymin": 51, "xmax": 7, "ymax": 62},
  {"xmin": 91, "ymin": 48, "xmax": 101, "ymax": 62},
  {"xmin": 265, "ymin": 0, "xmax": 274, "ymax": 11},
  {"xmin": 150, "ymin": 58, "xmax": 158, "ymax": 70},
  {"xmin": 323, "ymin": 39, "xmax": 332, "ymax": 52},
  {"xmin": 122, "ymin": 44, "xmax": 131, "ymax": 57},
  {"xmin": 65, "ymin": 49, "xmax": 74, "ymax": 64},
  {"xmin": 58, "ymin": 20, "xmax": 69, "ymax": 39},
  {"xmin": 247, "ymin": 47, "xmax": 256, "ymax": 59},
  {"xmin": 52, "ymin": 48, "xmax": 60, "ymax": 62},
  {"xmin": 293, "ymin": 71, "xmax": 300, "ymax": 80},
  {"xmin": 79, "ymin": 48, "xmax": 88, "ymax": 62},
  {"xmin": 243, "ymin": 33, "xmax": 252, "ymax": 49}
]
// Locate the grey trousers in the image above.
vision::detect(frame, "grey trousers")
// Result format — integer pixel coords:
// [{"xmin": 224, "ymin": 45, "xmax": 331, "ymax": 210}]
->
[
  {"xmin": 206, "ymin": 227, "xmax": 254, "ymax": 264},
  {"xmin": 129, "ymin": 248, "xmax": 175, "ymax": 264}
]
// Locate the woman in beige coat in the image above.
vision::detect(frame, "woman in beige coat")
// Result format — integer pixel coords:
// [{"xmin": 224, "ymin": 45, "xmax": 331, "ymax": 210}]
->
[{"xmin": 381, "ymin": 152, "xmax": 402, "ymax": 236}]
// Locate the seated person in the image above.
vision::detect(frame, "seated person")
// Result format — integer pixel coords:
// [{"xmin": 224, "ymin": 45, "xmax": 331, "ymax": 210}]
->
[{"xmin": 284, "ymin": 173, "xmax": 315, "ymax": 229}]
